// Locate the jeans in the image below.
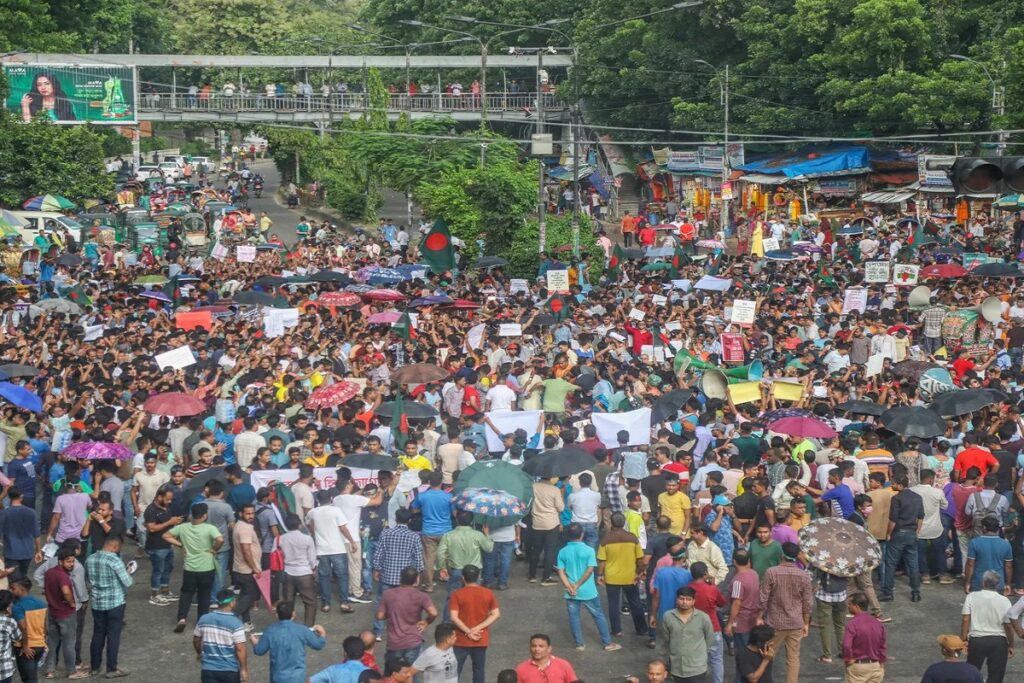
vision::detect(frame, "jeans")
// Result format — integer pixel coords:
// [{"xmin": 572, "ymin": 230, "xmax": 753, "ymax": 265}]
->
[
  {"xmin": 453, "ymin": 646, "xmax": 487, "ymax": 683},
  {"xmin": 387, "ymin": 645, "xmax": 422, "ymax": 683},
  {"xmin": 44, "ymin": 614, "xmax": 76, "ymax": 675},
  {"xmin": 918, "ymin": 536, "xmax": 946, "ymax": 578},
  {"xmin": 873, "ymin": 540, "xmax": 888, "ymax": 589},
  {"xmin": 373, "ymin": 583, "xmax": 397, "ymax": 636},
  {"xmin": 967, "ymin": 634, "xmax": 1009, "ymax": 683},
  {"xmin": 211, "ymin": 549, "xmax": 231, "ymax": 597},
  {"xmin": 482, "ymin": 541, "xmax": 514, "ymax": 588},
  {"xmin": 4, "ymin": 558, "xmax": 29, "ymax": 580},
  {"xmin": 122, "ymin": 481, "xmax": 134, "ymax": 530},
  {"xmin": 317, "ymin": 553, "xmax": 350, "ymax": 605},
  {"xmin": 232, "ymin": 571, "xmax": 259, "ymax": 623},
  {"xmin": 16, "ymin": 647, "xmax": 44, "ymax": 683},
  {"xmin": 201, "ymin": 671, "xmax": 241, "ymax": 683},
  {"xmin": 579, "ymin": 523, "xmax": 599, "ymax": 550},
  {"xmin": 606, "ymin": 584, "xmax": 647, "ymax": 635},
  {"xmin": 90, "ymin": 604, "xmax": 125, "ymax": 673},
  {"xmin": 882, "ymin": 529, "xmax": 921, "ymax": 596},
  {"xmin": 707, "ymin": 631, "xmax": 724, "ymax": 683},
  {"xmin": 527, "ymin": 528, "xmax": 561, "ymax": 581},
  {"xmin": 732, "ymin": 632, "xmax": 750, "ymax": 683},
  {"xmin": 149, "ymin": 548, "xmax": 174, "ymax": 591},
  {"xmin": 944, "ymin": 515, "xmax": 963, "ymax": 575},
  {"xmin": 442, "ymin": 568, "xmax": 464, "ymax": 623},
  {"xmin": 178, "ymin": 569, "xmax": 216, "ymax": 622},
  {"xmin": 282, "ymin": 573, "xmax": 317, "ymax": 627},
  {"xmin": 362, "ymin": 539, "xmax": 376, "ymax": 594},
  {"xmin": 565, "ymin": 596, "xmax": 612, "ymax": 648}
]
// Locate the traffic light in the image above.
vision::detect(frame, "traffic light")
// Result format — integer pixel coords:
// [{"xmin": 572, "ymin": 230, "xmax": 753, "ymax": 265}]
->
[{"xmin": 949, "ymin": 157, "xmax": 1024, "ymax": 194}]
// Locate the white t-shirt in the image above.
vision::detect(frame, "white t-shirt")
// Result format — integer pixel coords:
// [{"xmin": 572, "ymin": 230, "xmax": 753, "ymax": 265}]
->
[
  {"xmin": 567, "ymin": 488, "xmax": 601, "ymax": 524},
  {"xmin": 332, "ymin": 494, "xmax": 369, "ymax": 540},
  {"xmin": 962, "ymin": 589, "xmax": 1012, "ymax": 637},
  {"xmin": 485, "ymin": 384, "xmax": 516, "ymax": 412},
  {"xmin": 291, "ymin": 482, "xmax": 315, "ymax": 515},
  {"xmin": 305, "ymin": 505, "xmax": 350, "ymax": 555}
]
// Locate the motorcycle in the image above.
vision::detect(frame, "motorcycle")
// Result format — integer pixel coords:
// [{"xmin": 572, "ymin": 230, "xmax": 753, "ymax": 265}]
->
[{"xmin": 253, "ymin": 177, "xmax": 264, "ymax": 198}]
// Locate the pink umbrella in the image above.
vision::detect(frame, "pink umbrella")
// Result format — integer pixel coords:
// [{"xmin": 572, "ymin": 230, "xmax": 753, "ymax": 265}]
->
[
  {"xmin": 143, "ymin": 391, "xmax": 207, "ymax": 417},
  {"xmin": 304, "ymin": 381, "xmax": 361, "ymax": 410},
  {"xmin": 367, "ymin": 311, "xmax": 402, "ymax": 324},
  {"xmin": 62, "ymin": 441, "xmax": 134, "ymax": 461},
  {"xmin": 363, "ymin": 289, "xmax": 405, "ymax": 302},
  {"xmin": 768, "ymin": 416, "xmax": 837, "ymax": 439},
  {"xmin": 318, "ymin": 291, "xmax": 361, "ymax": 307}
]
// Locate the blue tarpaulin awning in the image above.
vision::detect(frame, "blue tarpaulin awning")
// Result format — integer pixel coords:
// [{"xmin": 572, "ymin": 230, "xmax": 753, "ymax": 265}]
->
[{"xmin": 738, "ymin": 147, "xmax": 871, "ymax": 179}]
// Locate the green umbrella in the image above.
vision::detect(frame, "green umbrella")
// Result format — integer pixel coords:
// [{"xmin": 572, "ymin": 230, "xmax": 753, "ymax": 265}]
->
[
  {"xmin": 993, "ymin": 194, "xmax": 1024, "ymax": 210},
  {"xmin": 0, "ymin": 210, "xmax": 27, "ymax": 228},
  {"xmin": 453, "ymin": 460, "xmax": 534, "ymax": 508},
  {"xmin": 640, "ymin": 262, "xmax": 676, "ymax": 273},
  {"xmin": 0, "ymin": 221, "xmax": 21, "ymax": 238},
  {"xmin": 133, "ymin": 275, "xmax": 169, "ymax": 286}
]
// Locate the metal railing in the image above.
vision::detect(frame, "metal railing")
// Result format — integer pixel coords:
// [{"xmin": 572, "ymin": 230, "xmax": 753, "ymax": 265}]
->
[{"xmin": 139, "ymin": 91, "xmax": 563, "ymax": 113}]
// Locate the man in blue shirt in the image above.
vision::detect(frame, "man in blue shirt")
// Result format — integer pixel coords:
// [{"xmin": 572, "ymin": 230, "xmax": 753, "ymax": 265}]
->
[
  {"xmin": 309, "ymin": 635, "xmax": 368, "ymax": 683},
  {"xmin": 251, "ymin": 602, "xmax": 326, "ymax": 683},
  {"xmin": 555, "ymin": 523, "xmax": 621, "ymax": 652},
  {"xmin": 194, "ymin": 589, "xmax": 248, "ymax": 682},
  {"xmin": 410, "ymin": 472, "xmax": 452, "ymax": 592},
  {"xmin": 965, "ymin": 516, "xmax": 1014, "ymax": 592},
  {"xmin": 818, "ymin": 466, "xmax": 854, "ymax": 520},
  {"xmin": 0, "ymin": 488, "xmax": 40, "ymax": 578},
  {"xmin": 7, "ymin": 441, "xmax": 36, "ymax": 509}
]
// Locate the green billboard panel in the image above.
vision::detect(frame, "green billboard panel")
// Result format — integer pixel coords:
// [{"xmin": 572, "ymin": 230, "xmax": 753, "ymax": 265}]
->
[{"xmin": 3, "ymin": 64, "xmax": 136, "ymax": 124}]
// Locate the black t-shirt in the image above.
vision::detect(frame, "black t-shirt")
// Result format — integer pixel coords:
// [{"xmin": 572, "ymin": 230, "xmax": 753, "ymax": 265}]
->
[
  {"xmin": 88, "ymin": 516, "xmax": 127, "ymax": 555},
  {"xmin": 736, "ymin": 646, "xmax": 774, "ymax": 683},
  {"xmin": 992, "ymin": 449, "xmax": 1016, "ymax": 492},
  {"xmin": 144, "ymin": 504, "xmax": 173, "ymax": 550},
  {"xmin": 753, "ymin": 495, "xmax": 777, "ymax": 530},
  {"xmin": 645, "ymin": 531, "xmax": 672, "ymax": 580},
  {"xmin": 920, "ymin": 661, "xmax": 983, "ymax": 683},
  {"xmin": 641, "ymin": 474, "xmax": 667, "ymax": 512},
  {"xmin": 732, "ymin": 491, "xmax": 759, "ymax": 520}
]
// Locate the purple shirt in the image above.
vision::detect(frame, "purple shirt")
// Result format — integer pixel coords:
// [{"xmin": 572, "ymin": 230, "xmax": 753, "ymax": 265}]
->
[
  {"xmin": 841, "ymin": 611, "xmax": 887, "ymax": 663},
  {"xmin": 771, "ymin": 524, "xmax": 798, "ymax": 546},
  {"xmin": 53, "ymin": 492, "xmax": 91, "ymax": 543}
]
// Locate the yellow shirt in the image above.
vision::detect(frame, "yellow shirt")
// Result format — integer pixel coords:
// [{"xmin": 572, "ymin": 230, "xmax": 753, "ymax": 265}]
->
[
  {"xmin": 596, "ymin": 529, "xmax": 644, "ymax": 585},
  {"xmin": 400, "ymin": 454, "xmax": 433, "ymax": 471},
  {"xmin": 303, "ymin": 453, "xmax": 329, "ymax": 468},
  {"xmin": 658, "ymin": 491, "xmax": 692, "ymax": 535}
]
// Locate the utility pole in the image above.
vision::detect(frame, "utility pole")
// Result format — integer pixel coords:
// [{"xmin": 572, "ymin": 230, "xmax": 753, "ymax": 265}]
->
[
  {"xmin": 536, "ymin": 50, "xmax": 547, "ymax": 253},
  {"xmin": 722, "ymin": 64, "xmax": 730, "ymax": 230}
]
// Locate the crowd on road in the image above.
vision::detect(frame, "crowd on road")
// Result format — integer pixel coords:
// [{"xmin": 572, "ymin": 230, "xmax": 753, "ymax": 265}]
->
[{"xmin": 2, "ymin": 164, "xmax": 1024, "ymax": 683}]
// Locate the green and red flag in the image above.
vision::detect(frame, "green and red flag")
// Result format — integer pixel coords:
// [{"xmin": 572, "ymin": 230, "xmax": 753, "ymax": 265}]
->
[
  {"xmin": 391, "ymin": 389, "xmax": 410, "ymax": 451},
  {"xmin": 671, "ymin": 246, "xmax": 688, "ymax": 272},
  {"xmin": 64, "ymin": 285, "xmax": 92, "ymax": 306},
  {"xmin": 162, "ymin": 275, "xmax": 182, "ymax": 307},
  {"xmin": 392, "ymin": 311, "xmax": 416, "ymax": 341},
  {"xmin": 816, "ymin": 261, "xmax": 836, "ymax": 290},
  {"xmin": 421, "ymin": 218, "xmax": 455, "ymax": 274},
  {"xmin": 546, "ymin": 294, "xmax": 571, "ymax": 322},
  {"xmin": 607, "ymin": 243, "xmax": 626, "ymax": 278}
]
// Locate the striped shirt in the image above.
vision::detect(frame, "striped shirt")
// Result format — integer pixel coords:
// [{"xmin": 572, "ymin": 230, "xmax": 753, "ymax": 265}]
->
[
  {"xmin": 373, "ymin": 524, "xmax": 424, "ymax": 586},
  {"xmin": 0, "ymin": 615, "xmax": 20, "ymax": 680},
  {"xmin": 194, "ymin": 610, "xmax": 245, "ymax": 672},
  {"xmin": 85, "ymin": 550, "xmax": 133, "ymax": 611},
  {"xmin": 758, "ymin": 562, "xmax": 813, "ymax": 631}
]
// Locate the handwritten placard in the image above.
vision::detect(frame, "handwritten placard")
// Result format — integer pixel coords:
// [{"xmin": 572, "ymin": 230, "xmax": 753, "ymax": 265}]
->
[
  {"xmin": 498, "ymin": 323, "xmax": 522, "ymax": 337},
  {"xmin": 546, "ymin": 269, "xmax": 570, "ymax": 293},
  {"xmin": 236, "ymin": 245, "xmax": 256, "ymax": 263},
  {"xmin": 864, "ymin": 260, "xmax": 890, "ymax": 283},
  {"xmin": 761, "ymin": 237, "xmax": 780, "ymax": 252},
  {"xmin": 721, "ymin": 333, "xmax": 745, "ymax": 363},
  {"xmin": 509, "ymin": 278, "xmax": 530, "ymax": 295},
  {"xmin": 731, "ymin": 299, "xmax": 756, "ymax": 326},
  {"xmin": 842, "ymin": 288, "xmax": 868, "ymax": 314}
]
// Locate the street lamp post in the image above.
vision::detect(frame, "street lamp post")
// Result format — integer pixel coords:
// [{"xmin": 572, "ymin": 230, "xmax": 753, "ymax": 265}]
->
[
  {"xmin": 695, "ymin": 59, "xmax": 730, "ymax": 231},
  {"xmin": 949, "ymin": 54, "xmax": 1005, "ymax": 155}
]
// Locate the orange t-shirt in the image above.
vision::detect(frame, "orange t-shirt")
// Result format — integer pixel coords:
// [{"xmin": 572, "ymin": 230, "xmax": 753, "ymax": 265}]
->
[
  {"xmin": 449, "ymin": 584, "xmax": 498, "ymax": 647},
  {"xmin": 621, "ymin": 216, "xmax": 636, "ymax": 233}
]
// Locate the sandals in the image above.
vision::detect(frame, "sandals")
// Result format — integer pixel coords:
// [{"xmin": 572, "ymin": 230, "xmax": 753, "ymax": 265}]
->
[
  {"xmin": 339, "ymin": 605, "xmax": 354, "ymax": 614},
  {"xmin": 816, "ymin": 656, "xmax": 833, "ymax": 664},
  {"xmin": 69, "ymin": 673, "xmax": 91, "ymax": 680}
]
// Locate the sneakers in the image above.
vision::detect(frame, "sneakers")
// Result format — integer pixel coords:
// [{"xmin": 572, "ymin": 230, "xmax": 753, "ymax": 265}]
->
[
  {"xmin": 160, "ymin": 592, "xmax": 179, "ymax": 601},
  {"xmin": 540, "ymin": 578, "xmax": 559, "ymax": 587},
  {"xmin": 921, "ymin": 576, "xmax": 932, "ymax": 584},
  {"xmin": 153, "ymin": 594, "xmax": 176, "ymax": 606},
  {"xmin": 603, "ymin": 644, "xmax": 622, "ymax": 652},
  {"xmin": 876, "ymin": 615, "xmax": 892, "ymax": 623},
  {"xmin": 575, "ymin": 645, "xmax": 586, "ymax": 651},
  {"xmin": 243, "ymin": 622, "xmax": 254, "ymax": 633},
  {"xmin": 149, "ymin": 595, "xmax": 169, "ymax": 606},
  {"xmin": 173, "ymin": 620, "xmax": 186, "ymax": 633},
  {"xmin": 939, "ymin": 576, "xmax": 956, "ymax": 585},
  {"xmin": 349, "ymin": 595, "xmax": 373, "ymax": 604}
]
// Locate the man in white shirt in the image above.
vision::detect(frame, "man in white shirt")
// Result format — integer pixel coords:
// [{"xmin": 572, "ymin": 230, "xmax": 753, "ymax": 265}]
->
[
  {"xmin": 567, "ymin": 473, "xmax": 601, "ymax": 549},
  {"xmin": 333, "ymin": 479, "xmax": 382, "ymax": 602},
  {"xmin": 485, "ymin": 382, "xmax": 516, "ymax": 412},
  {"xmin": 823, "ymin": 345, "xmax": 851, "ymax": 374},
  {"xmin": 233, "ymin": 417, "xmax": 265, "ymax": 470},
  {"xmin": 306, "ymin": 490, "xmax": 357, "ymax": 612},
  {"xmin": 910, "ymin": 469, "xmax": 948, "ymax": 583}
]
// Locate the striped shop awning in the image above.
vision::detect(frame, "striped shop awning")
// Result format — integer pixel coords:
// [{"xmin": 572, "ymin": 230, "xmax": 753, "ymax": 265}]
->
[{"xmin": 860, "ymin": 190, "xmax": 916, "ymax": 204}]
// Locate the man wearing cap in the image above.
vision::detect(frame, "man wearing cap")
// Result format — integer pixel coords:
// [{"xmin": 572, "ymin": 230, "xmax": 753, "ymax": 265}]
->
[
  {"xmin": 194, "ymin": 589, "xmax": 249, "ymax": 683},
  {"xmin": 920, "ymin": 635, "xmax": 983, "ymax": 683}
]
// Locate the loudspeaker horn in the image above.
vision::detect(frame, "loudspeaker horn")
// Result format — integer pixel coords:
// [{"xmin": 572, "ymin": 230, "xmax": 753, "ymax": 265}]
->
[
  {"xmin": 978, "ymin": 296, "xmax": 1003, "ymax": 323},
  {"xmin": 701, "ymin": 369, "xmax": 729, "ymax": 400},
  {"xmin": 909, "ymin": 285, "xmax": 932, "ymax": 309},
  {"xmin": 723, "ymin": 360, "xmax": 764, "ymax": 382}
]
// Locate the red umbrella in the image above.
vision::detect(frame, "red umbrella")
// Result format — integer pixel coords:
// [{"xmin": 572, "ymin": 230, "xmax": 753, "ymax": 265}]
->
[
  {"xmin": 363, "ymin": 289, "xmax": 406, "ymax": 301},
  {"xmin": 318, "ymin": 291, "xmax": 361, "ymax": 307},
  {"xmin": 446, "ymin": 299, "xmax": 481, "ymax": 309},
  {"xmin": 304, "ymin": 381, "xmax": 361, "ymax": 410},
  {"xmin": 768, "ymin": 416, "xmax": 837, "ymax": 439},
  {"xmin": 920, "ymin": 264, "xmax": 967, "ymax": 279},
  {"xmin": 143, "ymin": 392, "xmax": 206, "ymax": 417}
]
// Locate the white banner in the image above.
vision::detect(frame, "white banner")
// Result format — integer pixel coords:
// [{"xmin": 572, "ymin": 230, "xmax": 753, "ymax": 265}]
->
[
  {"xmin": 249, "ymin": 466, "xmax": 377, "ymax": 492},
  {"xmin": 483, "ymin": 409, "xmax": 543, "ymax": 452},
  {"xmin": 592, "ymin": 407, "xmax": 653, "ymax": 448},
  {"xmin": 263, "ymin": 308, "xmax": 300, "ymax": 338},
  {"xmin": 864, "ymin": 261, "xmax": 890, "ymax": 283},
  {"xmin": 154, "ymin": 345, "xmax": 196, "ymax": 370},
  {"xmin": 731, "ymin": 299, "xmax": 756, "ymax": 325},
  {"xmin": 842, "ymin": 288, "xmax": 868, "ymax": 314}
]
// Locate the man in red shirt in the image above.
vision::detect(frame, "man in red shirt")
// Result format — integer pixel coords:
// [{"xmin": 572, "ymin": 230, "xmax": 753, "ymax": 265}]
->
[
  {"xmin": 43, "ymin": 549, "xmax": 80, "ymax": 679},
  {"xmin": 623, "ymin": 323, "xmax": 653, "ymax": 356},
  {"xmin": 953, "ymin": 434, "xmax": 999, "ymax": 480},
  {"xmin": 449, "ymin": 565, "xmax": 500, "ymax": 683},
  {"xmin": 515, "ymin": 634, "xmax": 577, "ymax": 683},
  {"xmin": 689, "ymin": 561, "xmax": 727, "ymax": 683}
]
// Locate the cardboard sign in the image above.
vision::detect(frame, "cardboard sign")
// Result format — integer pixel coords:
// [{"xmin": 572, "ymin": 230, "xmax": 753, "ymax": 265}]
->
[
  {"xmin": 651, "ymin": 294, "xmax": 668, "ymax": 306},
  {"xmin": 864, "ymin": 260, "xmax": 890, "ymax": 283},
  {"xmin": 509, "ymin": 278, "xmax": 530, "ymax": 295},
  {"xmin": 721, "ymin": 333, "xmax": 745, "ymax": 363},
  {"xmin": 892, "ymin": 264, "xmax": 919, "ymax": 285},
  {"xmin": 728, "ymin": 382, "xmax": 761, "ymax": 404},
  {"xmin": 546, "ymin": 269, "xmax": 570, "ymax": 293},
  {"xmin": 731, "ymin": 299, "xmax": 756, "ymax": 326},
  {"xmin": 236, "ymin": 245, "xmax": 256, "ymax": 263},
  {"xmin": 762, "ymin": 237, "xmax": 780, "ymax": 252},
  {"xmin": 842, "ymin": 288, "xmax": 868, "ymax": 314},
  {"xmin": 210, "ymin": 242, "xmax": 229, "ymax": 260},
  {"xmin": 866, "ymin": 353, "xmax": 885, "ymax": 378},
  {"xmin": 628, "ymin": 308, "xmax": 646, "ymax": 321},
  {"xmin": 498, "ymin": 323, "xmax": 522, "ymax": 337},
  {"xmin": 154, "ymin": 345, "xmax": 196, "ymax": 371},
  {"xmin": 175, "ymin": 310, "xmax": 213, "ymax": 331},
  {"xmin": 772, "ymin": 380, "xmax": 804, "ymax": 402}
]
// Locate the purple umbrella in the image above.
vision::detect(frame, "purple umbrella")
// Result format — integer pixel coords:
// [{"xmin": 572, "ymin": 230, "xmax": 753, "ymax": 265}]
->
[
  {"xmin": 139, "ymin": 290, "xmax": 172, "ymax": 303},
  {"xmin": 62, "ymin": 441, "xmax": 134, "ymax": 461}
]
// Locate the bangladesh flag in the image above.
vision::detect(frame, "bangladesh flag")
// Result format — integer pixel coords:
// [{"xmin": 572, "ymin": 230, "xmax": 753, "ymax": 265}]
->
[
  {"xmin": 608, "ymin": 244, "xmax": 626, "ymax": 278},
  {"xmin": 162, "ymin": 275, "xmax": 182, "ymax": 307},
  {"xmin": 392, "ymin": 311, "xmax": 416, "ymax": 341},
  {"xmin": 671, "ymin": 246, "xmax": 688, "ymax": 272},
  {"xmin": 64, "ymin": 285, "xmax": 92, "ymax": 306},
  {"xmin": 421, "ymin": 218, "xmax": 455, "ymax": 274},
  {"xmin": 391, "ymin": 390, "xmax": 409, "ymax": 452},
  {"xmin": 816, "ymin": 261, "xmax": 836, "ymax": 290},
  {"xmin": 546, "ymin": 294, "xmax": 571, "ymax": 322}
]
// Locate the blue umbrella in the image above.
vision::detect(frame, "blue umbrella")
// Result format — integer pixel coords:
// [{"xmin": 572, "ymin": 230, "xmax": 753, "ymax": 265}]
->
[
  {"xmin": 363, "ymin": 267, "xmax": 405, "ymax": 286},
  {"xmin": 644, "ymin": 246, "xmax": 674, "ymax": 258},
  {"xmin": 344, "ymin": 283, "xmax": 374, "ymax": 294},
  {"xmin": 0, "ymin": 382, "xmax": 42, "ymax": 412},
  {"xmin": 410, "ymin": 294, "xmax": 453, "ymax": 308},
  {"xmin": 764, "ymin": 249, "xmax": 800, "ymax": 261},
  {"xmin": 837, "ymin": 225, "xmax": 863, "ymax": 236},
  {"xmin": 451, "ymin": 487, "xmax": 529, "ymax": 527},
  {"xmin": 394, "ymin": 264, "xmax": 429, "ymax": 279}
]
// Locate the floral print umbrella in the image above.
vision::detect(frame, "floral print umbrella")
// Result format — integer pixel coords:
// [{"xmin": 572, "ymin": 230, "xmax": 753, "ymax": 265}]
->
[
  {"xmin": 451, "ymin": 487, "xmax": 528, "ymax": 527},
  {"xmin": 798, "ymin": 517, "xmax": 882, "ymax": 577},
  {"xmin": 62, "ymin": 441, "xmax": 134, "ymax": 461}
]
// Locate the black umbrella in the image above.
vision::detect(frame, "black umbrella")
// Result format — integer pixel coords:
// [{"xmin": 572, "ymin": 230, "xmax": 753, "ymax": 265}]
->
[
  {"xmin": 374, "ymin": 401, "xmax": 439, "ymax": 419},
  {"xmin": 928, "ymin": 388, "xmax": 1008, "ymax": 417},
  {"xmin": 474, "ymin": 256, "xmax": 508, "ymax": 269},
  {"xmin": 652, "ymin": 389, "xmax": 695, "ymax": 423},
  {"xmin": 308, "ymin": 270, "xmax": 353, "ymax": 284},
  {"xmin": 574, "ymin": 373, "xmax": 598, "ymax": 391},
  {"xmin": 971, "ymin": 262, "xmax": 1023, "ymax": 277},
  {"xmin": 835, "ymin": 400, "xmax": 886, "ymax": 417},
  {"xmin": 522, "ymin": 447, "xmax": 597, "ymax": 478},
  {"xmin": 56, "ymin": 253, "xmax": 83, "ymax": 268},
  {"xmin": 233, "ymin": 291, "xmax": 276, "ymax": 306},
  {"xmin": 880, "ymin": 406, "xmax": 946, "ymax": 439},
  {"xmin": 0, "ymin": 363, "xmax": 39, "ymax": 378},
  {"xmin": 522, "ymin": 313, "xmax": 557, "ymax": 327},
  {"xmin": 891, "ymin": 360, "xmax": 939, "ymax": 382},
  {"xmin": 624, "ymin": 248, "xmax": 646, "ymax": 260},
  {"xmin": 253, "ymin": 276, "xmax": 289, "ymax": 287},
  {"xmin": 340, "ymin": 452, "xmax": 401, "ymax": 470}
]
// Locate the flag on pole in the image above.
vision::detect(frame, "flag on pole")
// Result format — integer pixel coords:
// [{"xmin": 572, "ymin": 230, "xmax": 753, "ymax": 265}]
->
[
  {"xmin": 816, "ymin": 261, "xmax": 836, "ymax": 289},
  {"xmin": 392, "ymin": 311, "xmax": 416, "ymax": 341},
  {"xmin": 607, "ymin": 244, "xmax": 626, "ymax": 278},
  {"xmin": 391, "ymin": 390, "xmax": 409, "ymax": 451},
  {"xmin": 546, "ymin": 294, "xmax": 571, "ymax": 322},
  {"xmin": 421, "ymin": 219, "xmax": 456, "ymax": 274}
]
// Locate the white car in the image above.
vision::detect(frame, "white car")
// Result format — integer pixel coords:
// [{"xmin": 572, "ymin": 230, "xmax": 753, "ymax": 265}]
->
[
  {"xmin": 135, "ymin": 165, "xmax": 163, "ymax": 182},
  {"xmin": 159, "ymin": 161, "xmax": 182, "ymax": 181},
  {"xmin": 191, "ymin": 156, "xmax": 216, "ymax": 174}
]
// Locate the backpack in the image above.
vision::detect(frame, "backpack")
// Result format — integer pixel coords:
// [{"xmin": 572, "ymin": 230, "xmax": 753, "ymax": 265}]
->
[{"xmin": 970, "ymin": 492, "xmax": 1002, "ymax": 536}]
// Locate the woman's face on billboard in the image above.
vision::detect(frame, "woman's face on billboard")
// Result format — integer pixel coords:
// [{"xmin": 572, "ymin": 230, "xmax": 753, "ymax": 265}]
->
[{"xmin": 35, "ymin": 76, "xmax": 54, "ymax": 96}]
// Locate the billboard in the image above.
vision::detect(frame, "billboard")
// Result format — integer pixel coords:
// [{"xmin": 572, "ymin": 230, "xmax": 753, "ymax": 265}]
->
[{"xmin": 3, "ymin": 64, "xmax": 136, "ymax": 124}]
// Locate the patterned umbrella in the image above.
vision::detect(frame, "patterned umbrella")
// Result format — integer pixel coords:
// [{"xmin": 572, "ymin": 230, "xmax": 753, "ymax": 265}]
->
[
  {"xmin": 63, "ymin": 441, "xmax": 134, "ymax": 461},
  {"xmin": 0, "ymin": 210, "xmax": 27, "ymax": 228},
  {"xmin": 367, "ymin": 311, "xmax": 402, "ymax": 324},
  {"xmin": 453, "ymin": 461, "xmax": 534, "ymax": 507},
  {"xmin": 798, "ymin": 517, "xmax": 882, "ymax": 577},
  {"xmin": 452, "ymin": 487, "xmax": 528, "ymax": 527},
  {"xmin": 317, "ymin": 291, "xmax": 361, "ymax": 307},
  {"xmin": 758, "ymin": 408, "xmax": 812, "ymax": 424},
  {"xmin": 143, "ymin": 392, "xmax": 206, "ymax": 417},
  {"xmin": 363, "ymin": 289, "xmax": 406, "ymax": 302},
  {"xmin": 892, "ymin": 360, "xmax": 939, "ymax": 382},
  {"xmin": 764, "ymin": 249, "xmax": 801, "ymax": 261},
  {"xmin": 304, "ymin": 381, "xmax": 361, "ymax": 410},
  {"xmin": 22, "ymin": 194, "xmax": 75, "ymax": 211},
  {"xmin": 768, "ymin": 416, "xmax": 837, "ymax": 439}
]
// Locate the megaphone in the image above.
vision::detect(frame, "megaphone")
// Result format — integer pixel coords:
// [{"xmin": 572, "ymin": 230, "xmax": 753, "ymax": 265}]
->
[
  {"xmin": 723, "ymin": 360, "xmax": 764, "ymax": 382},
  {"xmin": 909, "ymin": 285, "xmax": 932, "ymax": 309},
  {"xmin": 674, "ymin": 348, "xmax": 720, "ymax": 374},
  {"xmin": 701, "ymin": 369, "xmax": 729, "ymax": 400},
  {"xmin": 975, "ymin": 296, "xmax": 1003, "ymax": 323}
]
